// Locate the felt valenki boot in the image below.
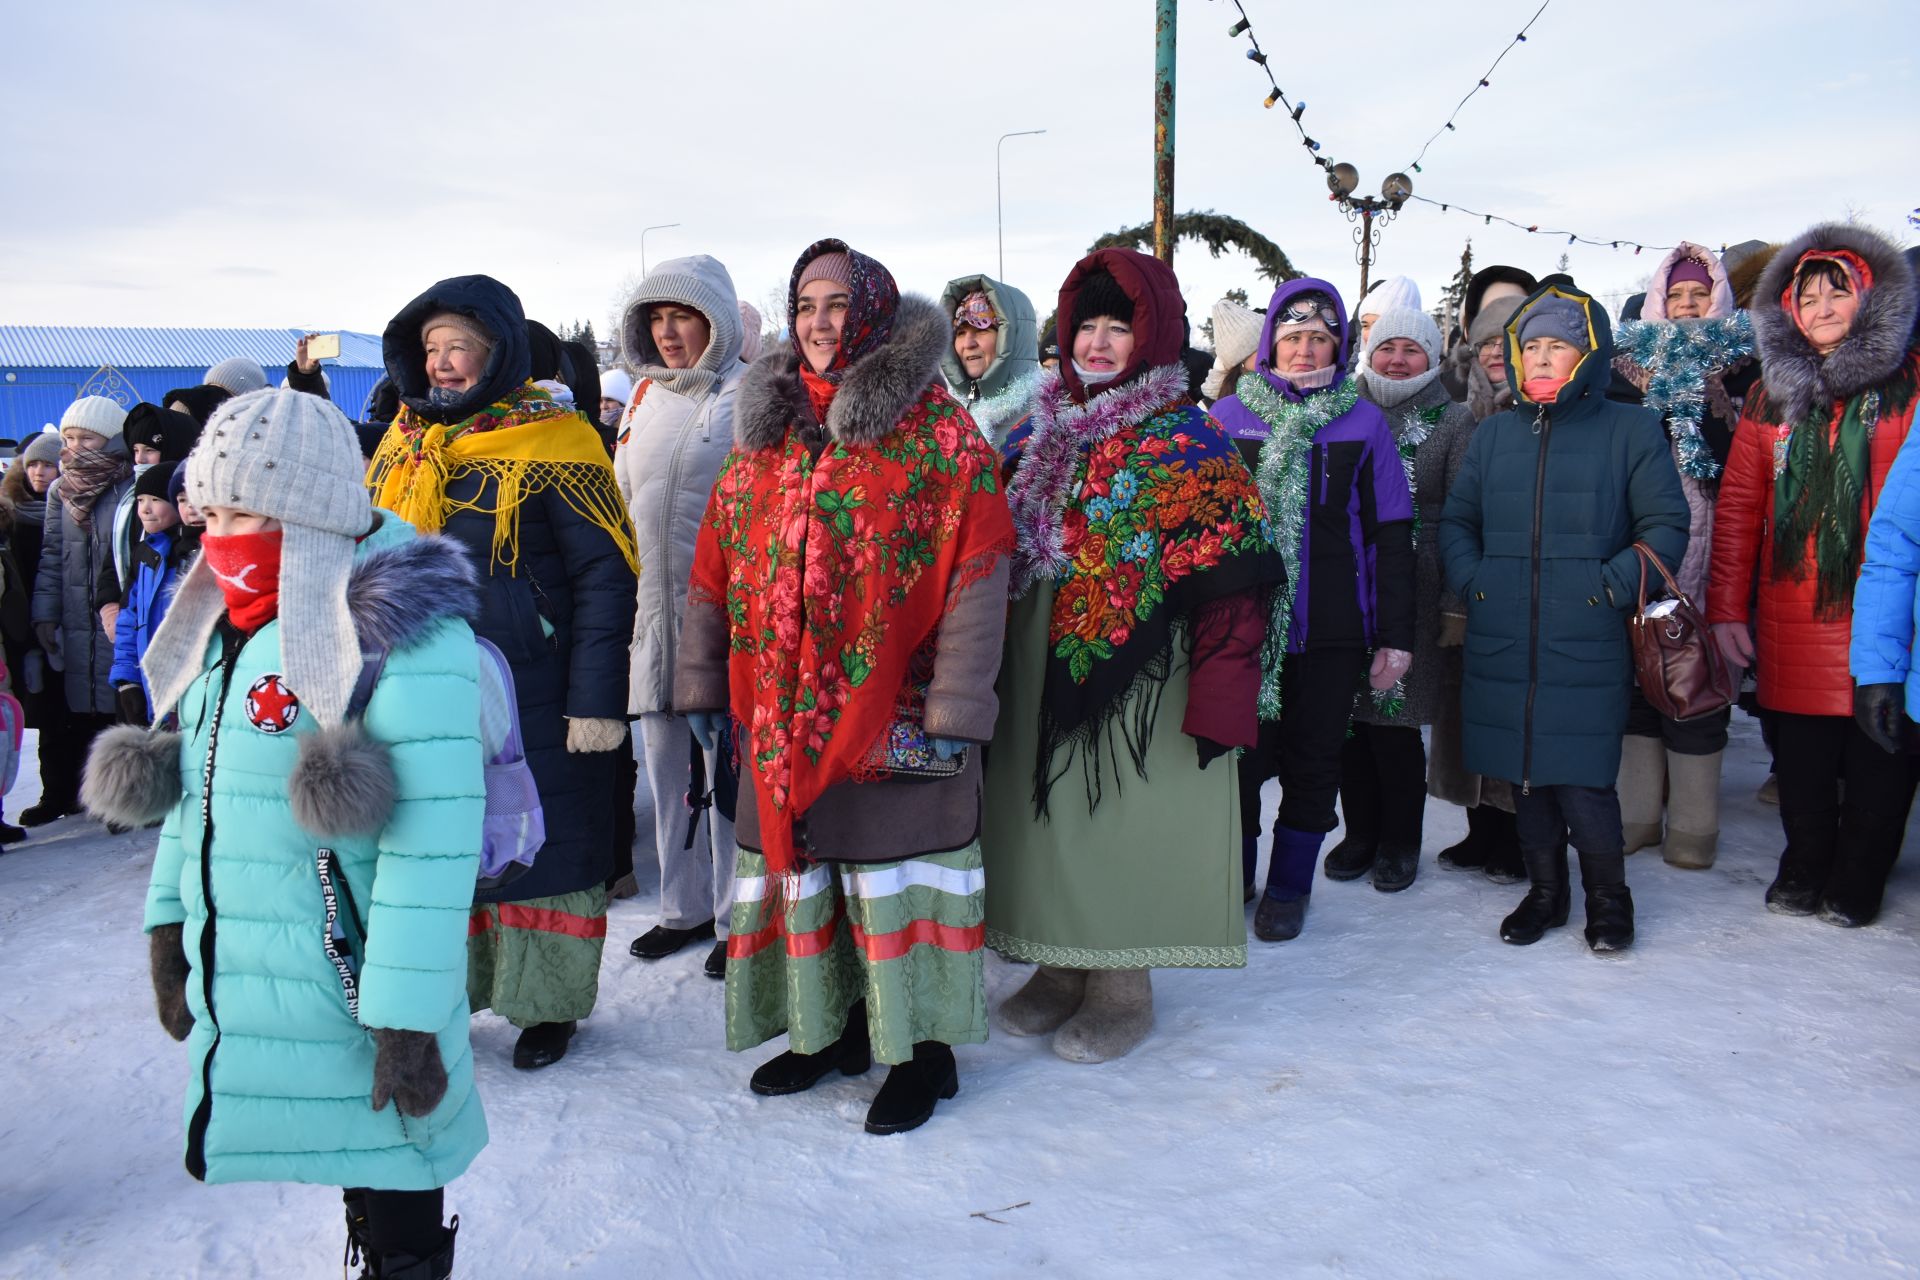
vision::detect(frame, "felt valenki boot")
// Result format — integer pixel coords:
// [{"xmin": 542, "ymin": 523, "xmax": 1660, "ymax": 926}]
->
[
  {"xmin": 996, "ymin": 965, "xmax": 1089, "ymax": 1037},
  {"xmin": 1322, "ymin": 734, "xmax": 1380, "ymax": 881},
  {"xmin": 1437, "ymin": 803, "xmax": 1491, "ymax": 870},
  {"xmin": 1479, "ymin": 807, "xmax": 1525, "ymax": 884},
  {"xmin": 1661, "ymin": 749, "xmax": 1722, "ymax": 870},
  {"xmin": 1499, "ymin": 845, "xmax": 1570, "ymax": 945},
  {"xmin": 1052, "ymin": 969, "xmax": 1154, "ymax": 1063},
  {"xmin": 1369, "ymin": 736, "xmax": 1426, "ymax": 893},
  {"xmin": 1616, "ymin": 733, "xmax": 1667, "ymax": 855}
]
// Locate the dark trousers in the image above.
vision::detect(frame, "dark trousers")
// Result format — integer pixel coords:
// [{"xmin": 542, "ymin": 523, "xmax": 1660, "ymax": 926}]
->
[
  {"xmin": 1771, "ymin": 711, "xmax": 1919, "ymax": 891},
  {"xmin": 1514, "ymin": 783, "xmax": 1625, "ymax": 874},
  {"xmin": 609, "ymin": 726, "xmax": 638, "ymax": 889},
  {"xmin": 1238, "ymin": 646, "xmax": 1371, "ymax": 839},
  {"xmin": 1624, "ymin": 686, "xmax": 1730, "ymax": 755},
  {"xmin": 1339, "ymin": 722, "xmax": 1428, "ymax": 846},
  {"xmin": 345, "ymin": 1186, "xmax": 445, "ymax": 1256},
  {"xmin": 33, "ymin": 709, "xmax": 114, "ymax": 814}
]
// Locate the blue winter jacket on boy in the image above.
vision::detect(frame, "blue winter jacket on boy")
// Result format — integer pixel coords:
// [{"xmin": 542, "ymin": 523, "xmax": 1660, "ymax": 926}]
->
[{"xmin": 109, "ymin": 526, "xmax": 194, "ymax": 702}]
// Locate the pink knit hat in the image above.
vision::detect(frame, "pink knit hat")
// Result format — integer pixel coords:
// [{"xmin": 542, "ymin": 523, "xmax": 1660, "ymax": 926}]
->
[
  {"xmin": 738, "ymin": 301, "xmax": 764, "ymax": 363},
  {"xmin": 798, "ymin": 252, "xmax": 853, "ymax": 290}
]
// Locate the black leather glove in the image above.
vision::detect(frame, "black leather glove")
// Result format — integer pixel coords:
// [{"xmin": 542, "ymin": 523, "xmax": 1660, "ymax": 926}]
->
[
  {"xmin": 116, "ymin": 683, "xmax": 150, "ymax": 726},
  {"xmin": 1853, "ymin": 682, "xmax": 1906, "ymax": 755},
  {"xmin": 371, "ymin": 1028, "xmax": 448, "ymax": 1117},
  {"xmin": 1194, "ymin": 736, "xmax": 1231, "ymax": 770},
  {"xmin": 149, "ymin": 923, "xmax": 194, "ymax": 1041}
]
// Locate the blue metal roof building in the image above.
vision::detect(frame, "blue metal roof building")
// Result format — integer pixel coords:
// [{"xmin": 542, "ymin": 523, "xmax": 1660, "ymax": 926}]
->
[{"xmin": 0, "ymin": 327, "xmax": 386, "ymax": 439}]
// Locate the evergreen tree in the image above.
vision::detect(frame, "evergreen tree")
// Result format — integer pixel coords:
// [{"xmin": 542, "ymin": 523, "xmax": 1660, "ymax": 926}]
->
[{"xmin": 1435, "ymin": 240, "xmax": 1473, "ymax": 335}]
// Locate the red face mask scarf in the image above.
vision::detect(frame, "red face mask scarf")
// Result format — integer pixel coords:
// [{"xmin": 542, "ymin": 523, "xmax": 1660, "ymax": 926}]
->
[
  {"xmin": 1521, "ymin": 376, "xmax": 1572, "ymax": 403},
  {"xmin": 199, "ymin": 529, "xmax": 283, "ymax": 632}
]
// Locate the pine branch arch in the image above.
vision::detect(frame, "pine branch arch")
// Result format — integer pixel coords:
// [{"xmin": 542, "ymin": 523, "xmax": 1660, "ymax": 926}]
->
[{"xmin": 1088, "ymin": 210, "xmax": 1301, "ymax": 283}]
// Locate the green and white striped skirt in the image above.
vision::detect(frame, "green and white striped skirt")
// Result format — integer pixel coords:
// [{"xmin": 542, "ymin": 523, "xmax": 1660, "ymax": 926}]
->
[{"xmin": 724, "ymin": 842, "xmax": 988, "ymax": 1066}]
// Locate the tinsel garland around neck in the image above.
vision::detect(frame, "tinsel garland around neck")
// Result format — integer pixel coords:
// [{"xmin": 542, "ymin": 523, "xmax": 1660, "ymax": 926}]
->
[
  {"xmin": 967, "ymin": 366, "xmax": 1044, "ymax": 443},
  {"xmin": 1241, "ymin": 371, "xmax": 1360, "ymax": 719},
  {"xmin": 1614, "ymin": 313, "xmax": 1754, "ymax": 479}
]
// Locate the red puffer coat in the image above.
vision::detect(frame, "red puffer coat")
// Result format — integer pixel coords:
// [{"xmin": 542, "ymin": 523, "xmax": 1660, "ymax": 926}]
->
[{"xmin": 1705, "ymin": 221, "xmax": 1920, "ymax": 717}]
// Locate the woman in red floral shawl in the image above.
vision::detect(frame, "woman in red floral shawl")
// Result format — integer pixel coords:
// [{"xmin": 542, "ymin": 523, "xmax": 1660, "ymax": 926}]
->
[
  {"xmin": 675, "ymin": 240, "xmax": 1014, "ymax": 1135},
  {"xmin": 982, "ymin": 249, "xmax": 1284, "ymax": 1065}
]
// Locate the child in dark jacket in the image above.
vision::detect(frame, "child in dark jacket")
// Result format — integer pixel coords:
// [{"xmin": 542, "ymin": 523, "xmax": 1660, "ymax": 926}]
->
[{"xmin": 109, "ymin": 463, "xmax": 194, "ymax": 725}]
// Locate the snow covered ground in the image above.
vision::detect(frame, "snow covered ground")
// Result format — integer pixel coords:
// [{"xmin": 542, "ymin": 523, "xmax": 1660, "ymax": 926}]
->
[{"xmin": 4, "ymin": 712, "xmax": 1919, "ymax": 1279}]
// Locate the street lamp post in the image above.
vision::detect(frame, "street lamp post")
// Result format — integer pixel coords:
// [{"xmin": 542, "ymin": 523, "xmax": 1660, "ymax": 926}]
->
[
  {"xmin": 641, "ymin": 223, "xmax": 680, "ymax": 277},
  {"xmin": 996, "ymin": 130, "xmax": 1046, "ymax": 281},
  {"xmin": 1326, "ymin": 166, "xmax": 1413, "ymax": 302}
]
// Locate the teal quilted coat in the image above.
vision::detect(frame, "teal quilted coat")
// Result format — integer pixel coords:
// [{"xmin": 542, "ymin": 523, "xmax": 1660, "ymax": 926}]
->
[{"xmin": 141, "ymin": 518, "xmax": 489, "ymax": 1188}]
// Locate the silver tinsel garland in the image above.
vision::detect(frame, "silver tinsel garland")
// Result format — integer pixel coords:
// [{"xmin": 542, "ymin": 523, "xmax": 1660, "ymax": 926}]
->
[{"xmin": 1614, "ymin": 313, "xmax": 1754, "ymax": 480}]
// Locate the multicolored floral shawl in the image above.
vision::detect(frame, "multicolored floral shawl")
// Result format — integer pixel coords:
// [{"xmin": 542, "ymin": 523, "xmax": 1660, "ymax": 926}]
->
[
  {"xmin": 689, "ymin": 383, "xmax": 1013, "ymax": 875},
  {"xmin": 1003, "ymin": 364, "xmax": 1280, "ymax": 813}
]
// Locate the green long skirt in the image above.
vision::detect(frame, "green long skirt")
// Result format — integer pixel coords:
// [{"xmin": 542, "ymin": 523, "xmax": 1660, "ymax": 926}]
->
[{"xmin": 982, "ymin": 587, "xmax": 1247, "ymax": 970}]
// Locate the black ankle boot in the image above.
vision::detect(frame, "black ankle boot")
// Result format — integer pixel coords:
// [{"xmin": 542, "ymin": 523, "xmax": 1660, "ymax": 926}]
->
[
  {"xmin": 1323, "ymin": 736, "xmax": 1380, "ymax": 881},
  {"xmin": 1481, "ymin": 808, "xmax": 1525, "ymax": 884},
  {"xmin": 1438, "ymin": 804, "xmax": 1489, "ymax": 870},
  {"xmin": 1578, "ymin": 847, "xmax": 1634, "ymax": 953},
  {"xmin": 1500, "ymin": 847, "xmax": 1570, "ymax": 945},
  {"xmin": 360, "ymin": 1216, "xmax": 459, "ymax": 1279},
  {"xmin": 864, "ymin": 1041, "xmax": 959, "ymax": 1135},
  {"xmin": 1768, "ymin": 817, "xmax": 1836, "ymax": 915},
  {"xmin": 1371, "ymin": 845, "xmax": 1420, "ymax": 893},
  {"xmin": 750, "ymin": 1002, "xmax": 871, "ymax": 1096},
  {"xmin": 512, "ymin": 1020, "xmax": 576, "ymax": 1070}
]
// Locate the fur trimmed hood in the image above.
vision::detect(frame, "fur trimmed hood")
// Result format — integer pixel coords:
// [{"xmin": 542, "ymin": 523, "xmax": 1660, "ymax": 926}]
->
[
  {"xmin": 1751, "ymin": 222, "xmax": 1919, "ymax": 425},
  {"xmin": 82, "ymin": 524, "xmax": 481, "ymax": 833},
  {"xmin": 734, "ymin": 293, "xmax": 950, "ymax": 451}
]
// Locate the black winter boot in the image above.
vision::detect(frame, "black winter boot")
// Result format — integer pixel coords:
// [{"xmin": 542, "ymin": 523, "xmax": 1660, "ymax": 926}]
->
[
  {"xmin": 864, "ymin": 1041, "xmax": 959, "ymax": 1135},
  {"xmin": 1578, "ymin": 848, "xmax": 1634, "ymax": 953},
  {"xmin": 1767, "ymin": 814, "xmax": 1836, "ymax": 916},
  {"xmin": 1818, "ymin": 810, "xmax": 1905, "ymax": 928},
  {"xmin": 360, "ymin": 1216, "xmax": 458, "ymax": 1279},
  {"xmin": 1437, "ymin": 804, "xmax": 1490, "ymax": 870},
  {"xmin": 1480, "ymin": 807, "xmax": 1525, "ymax": 884},
  {"xmin": 1500, "ymin": 846, "xmax": 1570, "ymax": 945},
  {"xmin": 751, "ymin": 1001, "xmax": 871, "ymax": 1095},
  {"xmin": 1370, "ymin": 735, "xmax": 1426, "ymax": 893},
  {"xmin": 1323, "ymin": 734, "xmax": 1381, "ymax": 881},
  {"xmin": 512, "ymin": 1020, "xmax": 576, "ymax": 1070}
]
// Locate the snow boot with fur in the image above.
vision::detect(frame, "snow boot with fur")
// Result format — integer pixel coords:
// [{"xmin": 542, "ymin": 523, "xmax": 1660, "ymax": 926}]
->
[
  {"xmin": 1500, "ymin": 846, "xmax": 1570, "ymax": 945},
  {"xmin": 1661, "ymin": 749, "xmax": 1722, "ymax": 869},
  {"xmin": 1053, "ymin": 969, "xmax": 1154, "ymax": 1063},
  {"xmin": 1617, "ymin": 733, "xmax": 1666, "ymax": 854},
  {"xmin": 996, "ymin": 965, "xmax": 1089, "ymax": 1036},
  {"xmin": 864, "ymin": 1041, "xmax": 959, "ymax": 1135}
]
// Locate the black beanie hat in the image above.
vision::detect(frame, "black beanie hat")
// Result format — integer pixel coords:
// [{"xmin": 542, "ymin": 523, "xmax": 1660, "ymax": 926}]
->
[
  {"xmin": 1069, "ymin": 269, "xmax": 1135, "ymax": 332},
  {"xmin": 134, "ymin": 461, "xmax": 179, "ymax": 503},
  {"xmin": 160, "ymin": 384, "xmax": 233, "ymax": 427},
  {"xmin": 123, "ymin": 403, "xmax": 202, "ymax": 461}
]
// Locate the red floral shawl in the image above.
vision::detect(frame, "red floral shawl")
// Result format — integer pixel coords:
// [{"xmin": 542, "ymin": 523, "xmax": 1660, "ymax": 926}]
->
[{"xmin": 689, "ymin": 384, "xmax": 1014, "ymax": 874}]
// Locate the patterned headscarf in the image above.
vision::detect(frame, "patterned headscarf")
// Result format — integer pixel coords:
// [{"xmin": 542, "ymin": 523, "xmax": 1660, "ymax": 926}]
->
[
  {"xmin": 787, "ymin": 238, "xmax": 899, "ymax": 382},
  {"xmin": 1784, "ymin": 248, "xmax": 1874, "ymax": 336},
  {"xmin": 954, "ymin": 290, "xmax": 997, "ymax": 330}
]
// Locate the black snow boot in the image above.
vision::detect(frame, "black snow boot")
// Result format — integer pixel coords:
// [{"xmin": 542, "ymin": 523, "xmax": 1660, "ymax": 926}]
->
[
  {"xmin": 512, "ymin": 1020, "xmax": 576, "ymax": 1070},
  {"xmin": 1500, "ymin": 846, "xmax": 1570, "ymax": 945},
  {"xmin": 1818, "ymin": 812, "xmax": 1905, "ymax": 928},
  {"xmin": 1480, "ymin": 807, "xmax": 1525, "ymax": 884},
  {"xmin": 1323, "ymin": 735, "xmax": 1381, "ymax": 881},
  {"xmin": 359, "ymin": 1217, "xmax": 458, "ymax": 1279},
  {"xmin": 864, "ymin": 1041, "xmax": 959, "ymax": 1135},
  {"xmin": 751, "ymin": 1001, "xmax": 871, "ymax": 1096},
  {"xmin": 1370, "ymin": 743, "xmax": 1426, "ymax": 893},
  {"xmin": 1437, "ymin": 804, "xmax": 1489, "ymax": 870},
  {"xmin": 1766, "ymin": 815, "xmax": 1836, "ymax": 916},
  {"xmin": 1578, "ymin": 849, "xmax": 1634, "ymax": 954}
]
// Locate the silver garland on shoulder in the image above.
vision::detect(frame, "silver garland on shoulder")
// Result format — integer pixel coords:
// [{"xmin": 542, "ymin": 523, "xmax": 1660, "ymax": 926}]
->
[
  {"xmin": 1614, "ymin": 313, "xmax": 1754, "ymax": 479},
  {"xmin": 1243, "ymin": 372, "xmax": 1360, "ymax": 720}
]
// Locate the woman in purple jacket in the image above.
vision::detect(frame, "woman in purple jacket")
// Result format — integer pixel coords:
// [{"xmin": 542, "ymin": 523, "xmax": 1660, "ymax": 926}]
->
[{"xmin": 1212, "ymin": 279, "xmax": 1416, "ymax": 941}]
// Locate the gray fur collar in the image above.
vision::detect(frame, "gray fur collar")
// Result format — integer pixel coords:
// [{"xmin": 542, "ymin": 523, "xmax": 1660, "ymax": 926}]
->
[
  {"xmin": 1750, "ymin": 221, "xmax": 1918, "ymax": 424},
  {"xmin": 347, "ymin": 531, "xmax": 482, "ymax": 653},
  {"xmin": 735, "ymin": 294, "xmax": 949, "ymax": 451}
]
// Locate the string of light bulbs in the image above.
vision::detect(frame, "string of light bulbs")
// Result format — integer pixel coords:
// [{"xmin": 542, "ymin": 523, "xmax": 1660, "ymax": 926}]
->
[
  {"xmin": 1403, "ymin": 0, "xmax": 1553, "ymax": 175},
  {"xmin": 1406, "ymin": 194, "xmax": 1675, "ymax": 255},
  {"xmin": 1220, "ymin": 0, "xmax": 1338, "ymax": 180}
]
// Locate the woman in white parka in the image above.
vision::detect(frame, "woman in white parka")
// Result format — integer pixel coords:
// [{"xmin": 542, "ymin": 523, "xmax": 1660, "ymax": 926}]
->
[{"xmin": 616, "ymin": 254, "xmax": 747, "ymax": 977}]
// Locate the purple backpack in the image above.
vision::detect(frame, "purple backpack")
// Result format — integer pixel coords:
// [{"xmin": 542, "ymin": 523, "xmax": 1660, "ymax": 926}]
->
[{"xmin": 347, "ymin": 636, "xmax": 545, "ymax": 892}]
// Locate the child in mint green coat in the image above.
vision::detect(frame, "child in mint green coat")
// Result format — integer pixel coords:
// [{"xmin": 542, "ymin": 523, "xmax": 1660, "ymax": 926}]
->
[{"xmin": 84, "ymin": 387, "xmax": 488, "ymax": 1280}]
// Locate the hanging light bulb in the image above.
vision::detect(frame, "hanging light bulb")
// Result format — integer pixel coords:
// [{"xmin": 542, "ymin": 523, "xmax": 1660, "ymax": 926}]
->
[
  {"xmin": 1290, "ymin": 100, "xmax": 1307, "ymax": 121},
  {"xmin": 1245, "ymin": 48, "xmax": 1268, "ymax": 65},
  {"xmin": 1263, "ymin": 88, "xmax": 1281, "ymax": 109},
  {"xmin": 1228, "ymin": 16, "xmax": 1251, "ymax": 35}
]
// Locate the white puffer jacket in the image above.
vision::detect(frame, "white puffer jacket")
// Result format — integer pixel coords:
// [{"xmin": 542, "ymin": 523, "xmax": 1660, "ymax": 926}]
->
[{"xmin": 615, "ymin": 254, "xmax": 747, "ymax": 715}]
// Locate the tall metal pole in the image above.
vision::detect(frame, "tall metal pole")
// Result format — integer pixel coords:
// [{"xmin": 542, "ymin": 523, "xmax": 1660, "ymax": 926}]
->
[
  {"xmin": 1357, "ymin": 207, "xmax": 1374, "ymax": 302},
  {"xmin": 996, "ymin": 130, "xmax": 1047, "ymax": 281},
  {"xmin": 1152, "ymin": 0, "xmax": 1177, "ymax": 264},
  {"xmin": 641, "ymin": 222, "xmax": 680, "ymax": 277}
]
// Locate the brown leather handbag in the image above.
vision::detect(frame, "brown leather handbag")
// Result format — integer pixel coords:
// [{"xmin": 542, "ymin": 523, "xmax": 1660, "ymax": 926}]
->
[{"xmin": 1629, "ymin": 541, "xmax": 1736, "ymax": 721}]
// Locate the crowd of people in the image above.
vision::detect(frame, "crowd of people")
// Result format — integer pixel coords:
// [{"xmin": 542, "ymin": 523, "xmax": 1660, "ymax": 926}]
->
[{"xmin": 4, "ymin": 214, "xmax": 1914, "ymax": 1278}]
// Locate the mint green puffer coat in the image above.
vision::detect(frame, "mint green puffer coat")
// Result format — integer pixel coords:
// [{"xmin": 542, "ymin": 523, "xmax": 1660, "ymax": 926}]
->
[{"xmin": 139, "ymin": 518, "xmax": 489, "ymax": 1189}]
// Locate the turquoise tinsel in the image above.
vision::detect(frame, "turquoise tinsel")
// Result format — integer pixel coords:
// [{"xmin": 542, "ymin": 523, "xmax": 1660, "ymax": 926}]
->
[{"xmin": 1615, "ymin": 312, "xmax": 1754, "ymax": 480}]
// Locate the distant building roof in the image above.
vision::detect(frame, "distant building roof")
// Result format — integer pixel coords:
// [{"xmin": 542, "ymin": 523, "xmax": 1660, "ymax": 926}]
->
[{"xmin": 0, "ymin": 327, "xmax": 385, "ymax": 370}]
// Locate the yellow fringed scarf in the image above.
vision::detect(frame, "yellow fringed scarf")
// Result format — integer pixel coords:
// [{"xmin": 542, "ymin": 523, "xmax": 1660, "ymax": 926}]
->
[{"xmin": 366, "ymin": 385, "xmax": 638, "ymax": 576}]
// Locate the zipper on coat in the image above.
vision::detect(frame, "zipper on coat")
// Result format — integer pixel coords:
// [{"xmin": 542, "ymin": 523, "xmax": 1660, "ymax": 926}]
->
[
  {"xmin": 184, "ymin": 633, "xmax": 243, "ymax": 1181},
  {"xmin": 1522, "ymin": 405, "xmax": 1551, "ymax": 794}
]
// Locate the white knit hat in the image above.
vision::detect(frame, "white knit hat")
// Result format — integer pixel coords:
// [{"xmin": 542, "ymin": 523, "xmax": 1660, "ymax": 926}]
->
[
  {"xmin": 1358, "ymin": 307, "xmax": 1447, "ymax": 407},
  {"xmin": 1354, "ymin": 275, "xmax": 1423, "ymax": 319},
  {"xmin": 60, "ymin": 395, "xmax": 129, "ymax": 437},
  {"xmin": 1202, "ymin": 298, "xmax": 1263, "ymax": 400},
  {"xmin": 204, "ymin": 357, "xmax": 270, "ymax": 397},
  {"xmin": 143, "ymin": 387, "xmax": 375, "ymax": 729},
  {"xmin": 599, "ymin": 367, "xmax": 635, "ymax": 406}
]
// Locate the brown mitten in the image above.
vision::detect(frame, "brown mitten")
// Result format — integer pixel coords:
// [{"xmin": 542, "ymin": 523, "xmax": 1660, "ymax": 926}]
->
[
  {"xmin": 149, "ymin": 923, "xmax": 194, "ymax": 1041},
  {"xmin": 1437, "ymin": 613, "xmax": 1467, "ymax": 649},
  {"xmin": 370, "ymin": 1028, "xmax": 448, "ymax": 1118}
]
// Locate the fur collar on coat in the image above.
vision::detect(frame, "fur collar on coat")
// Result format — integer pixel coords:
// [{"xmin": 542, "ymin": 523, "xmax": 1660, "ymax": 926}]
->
[
  {"xmin": 1750, "ymin": 221, "xmax": 1919, "ymax": 425},
  {"xmin": 734, "ymin": 294, "xmax": 951, "ymax": 451}
]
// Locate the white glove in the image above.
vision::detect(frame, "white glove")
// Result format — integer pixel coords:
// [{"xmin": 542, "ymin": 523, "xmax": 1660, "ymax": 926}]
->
[
  {"xmin": 1368, "ymin": 648, "xmax": 1412, "ymax": 691},
  {"xmin": 565, "ymin": 717, "xmax": 627, "ymax": 754}
]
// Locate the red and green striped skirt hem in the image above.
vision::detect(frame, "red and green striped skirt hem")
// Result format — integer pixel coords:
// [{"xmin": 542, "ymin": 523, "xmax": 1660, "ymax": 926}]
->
[{"xmin": 725, "ymin": 842, "xmax": 987, "ymax": 1066}]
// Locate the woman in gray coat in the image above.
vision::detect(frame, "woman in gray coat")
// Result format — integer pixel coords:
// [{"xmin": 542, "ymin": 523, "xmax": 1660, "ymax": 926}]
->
[{"xmin": 615, "ymin": 255, "xmax": 748, "ymax": 975}]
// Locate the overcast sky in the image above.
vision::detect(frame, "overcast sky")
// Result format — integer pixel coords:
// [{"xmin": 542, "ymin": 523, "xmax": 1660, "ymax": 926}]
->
[{"xmin": 5, "ymin": 0, "xmax": 1915, "ymax": 348}]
